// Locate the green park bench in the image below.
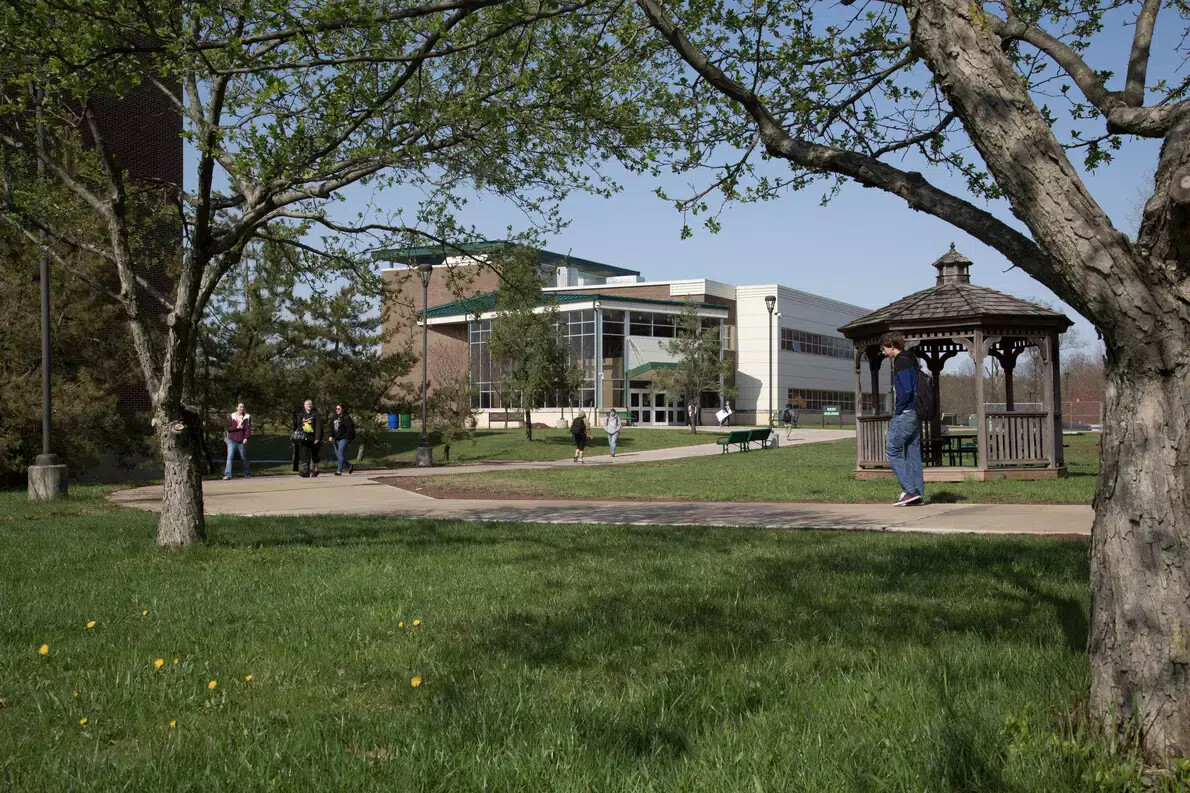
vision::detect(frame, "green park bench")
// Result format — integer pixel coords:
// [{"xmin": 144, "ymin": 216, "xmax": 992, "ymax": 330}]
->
[{"xmin": 716, "ymin": 427, "xmax": 774, "ymax": 453}]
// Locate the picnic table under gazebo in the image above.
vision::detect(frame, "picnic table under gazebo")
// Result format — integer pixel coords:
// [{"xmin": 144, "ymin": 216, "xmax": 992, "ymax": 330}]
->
[{"xmin": 838, "ymin": 245, "xmax": 1073, "ymax": 481}]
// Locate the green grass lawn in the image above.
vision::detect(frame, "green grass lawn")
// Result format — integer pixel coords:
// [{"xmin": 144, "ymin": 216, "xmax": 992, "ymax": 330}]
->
[
  {"xmin": 392, "ymin": 433, "xmax": 1101, "ymax": 505},
  {"xmin": 239, "ymin": 426, "xmax": 713, "ymax": 473},
  {"xmin": 2, "ymin": 486, "xmax": 1170, "ymax": 792}
]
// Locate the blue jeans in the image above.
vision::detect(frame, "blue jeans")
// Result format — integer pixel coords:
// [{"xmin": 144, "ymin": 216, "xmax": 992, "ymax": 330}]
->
[
  {"xmin": 224, "ymin": 440, "xmax": 251, "ymax": 477},
  {"xmin": 333, "ymin": 438, "xmax": 350, "ymax": 472},
  {"xmin": 607, "ymin": 432, "xmax": 618, "ymax": 455},
  {"xmin": 886, "ymin": 410, "xmax": 924, "ymax": 498}
]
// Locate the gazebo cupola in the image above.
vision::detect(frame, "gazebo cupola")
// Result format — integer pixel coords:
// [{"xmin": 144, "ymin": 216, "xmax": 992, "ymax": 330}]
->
[
  {"xmin": 838, "ymin": 245, "xmax": 1074, "ymax": 482},
  {"xmin": 933, "ymin": 243, "xmax": 971, "ymax": 285}
]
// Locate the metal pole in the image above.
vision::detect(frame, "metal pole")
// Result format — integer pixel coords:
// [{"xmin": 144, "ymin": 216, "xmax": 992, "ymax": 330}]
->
[
  {"xmin": 36, "ymin": 85, "xmax": 53, "ymax": 461},
  {"xmin": 766, "ymin": 309, "xmax": 775, "ymax": 419},
  {"xmin": 28, "ymin": 80, "xmax": 66, "ymax": 501},
  {"xmin": 421, "ymin": 277, "xmax": 428, "ymax": 444},
  {"xmin": 415, "ymin": 264, "xmax": 432, "ymax": 467}
]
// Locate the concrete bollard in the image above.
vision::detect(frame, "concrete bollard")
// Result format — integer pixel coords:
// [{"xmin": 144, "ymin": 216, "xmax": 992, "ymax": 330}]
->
[{"xmin": 28, "ymin": 463, "xmax": 69, "ymax": 502}]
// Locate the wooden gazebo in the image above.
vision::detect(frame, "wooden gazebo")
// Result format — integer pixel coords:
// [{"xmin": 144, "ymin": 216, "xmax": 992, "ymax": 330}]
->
[{"xmin": 838, "ymin": 245, "xmax": 1074, "ymax": 481}]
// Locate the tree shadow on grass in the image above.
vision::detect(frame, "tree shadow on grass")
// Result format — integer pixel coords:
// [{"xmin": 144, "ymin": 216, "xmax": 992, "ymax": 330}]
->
[{"xmin": 418, "ymin": 532, "xmax": 1088, "ymax": 773}]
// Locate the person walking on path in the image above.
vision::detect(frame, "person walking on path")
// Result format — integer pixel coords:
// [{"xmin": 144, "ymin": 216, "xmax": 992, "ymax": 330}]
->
[
  {"xmin": 882, "ymin": 333, "xmax": 925, "ymax": 506},
  {"xmin": 223, "ymin": 402, "xmax": 252, "ymax": 480},
  {"xmin": 781, "ymin": 401, "xmax": 796, "ymax": 440},
  {"xmin": 328, "ymin": 403, "xmax": 356, "ymax": 475},
  {"xmin": 297, "ymin": 399, "xmax": 322, "ymax": 478},
  {"xmin": 571, "ymin": 412, "xmax": 589, "ymax": 463},
  {"xmin": 718, "ymin": 399, "xmax": 733, "ymax": 427},
  {"xmin": 604, "ymin": 409, "xmax": 621, "ymax": 457}
]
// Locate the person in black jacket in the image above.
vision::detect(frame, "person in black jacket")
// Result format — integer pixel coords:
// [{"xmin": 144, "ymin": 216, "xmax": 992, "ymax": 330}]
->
[
  {"xmin": 297, "ymin": 399, "xmax": 322, "ymax": 478},
  {"xmin": 328, "ymin": 403, "xmax": 357, "ymax": 475}
]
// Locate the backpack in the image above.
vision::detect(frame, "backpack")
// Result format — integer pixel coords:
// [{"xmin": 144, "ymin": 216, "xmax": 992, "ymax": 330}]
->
[
  {"xmin": 570, "ymin": 417, "xmax": 585, "ymax": 436},
  {"xmin": 914, "ymin": 363, "xmax": 937, "ymax": 421},
  {"xmin": 781, "ymin": 408, "xmax": 792, "ymax": 423}
]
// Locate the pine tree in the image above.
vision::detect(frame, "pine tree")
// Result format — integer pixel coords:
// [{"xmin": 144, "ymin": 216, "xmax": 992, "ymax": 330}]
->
[{"xmin": 201, "ymin": 242, "xmax": 415, "ymax": 455}]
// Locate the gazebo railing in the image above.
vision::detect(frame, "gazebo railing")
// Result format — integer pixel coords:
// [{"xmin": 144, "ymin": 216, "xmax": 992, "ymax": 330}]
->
[
  {"xmin": 857, "ymin": 414, "xmax": 890, "ymax": 466},
  {"xmin": 986, "ymin": 411, "xmax": 1049, "ymax": 466}
]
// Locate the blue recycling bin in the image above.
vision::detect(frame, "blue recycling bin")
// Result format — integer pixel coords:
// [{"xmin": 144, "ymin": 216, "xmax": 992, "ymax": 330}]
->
[{"xmin": 387, "ymin": 413, "xmax": 398, "ymax": 429}]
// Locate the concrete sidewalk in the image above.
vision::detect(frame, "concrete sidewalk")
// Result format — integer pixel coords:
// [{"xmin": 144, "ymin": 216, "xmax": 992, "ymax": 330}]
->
[
  {"xmin": 110, "ymin": 465, "xmax": 1092, "ymax": 537},
  {"xmin": 378, "ymin": 428, "xmax": 854, "ymax": 477}
]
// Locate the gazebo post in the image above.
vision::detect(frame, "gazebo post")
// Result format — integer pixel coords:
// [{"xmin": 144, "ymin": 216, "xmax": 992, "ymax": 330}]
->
[
  {"xmin": 1046, "ymin": 331, "xmax": 1063, "ymax": 468},
  {"xmin": 974, "ymin": 330, "xmax": 989, "ymax": 472},
  {"xmin": 854, "ymin": 349, "xmax": 865, "ymax": 416},
  {"xmin": 1003, "ymin": 353, "xmax": 1016, "ymax": 412},
  {"xmin": 854, "ymin": 349, "xmax": 864, "ymax": 472},
  {"xmin": 867, "ymin": 347, "xmax": 883, "ymax": 414}
]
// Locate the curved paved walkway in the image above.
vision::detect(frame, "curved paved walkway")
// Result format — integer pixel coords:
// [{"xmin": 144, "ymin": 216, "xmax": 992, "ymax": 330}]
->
[{"xmin": 108, "ymin": 429, "xmax": 1092, "ymax": 536}]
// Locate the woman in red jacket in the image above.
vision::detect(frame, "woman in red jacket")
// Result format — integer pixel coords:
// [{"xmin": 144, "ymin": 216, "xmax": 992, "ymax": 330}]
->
[{"xmin": 223, "ymin": 402, "xmax": 252, "ymax": 480}]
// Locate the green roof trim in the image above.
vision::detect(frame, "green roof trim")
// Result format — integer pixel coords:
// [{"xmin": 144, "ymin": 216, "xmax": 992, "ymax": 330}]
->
[
  {"xmin": 625, "ymin": 361, "xmax": 680, "ymax": 380},
  {"xmin": 422, "ymin": 292, "xmax": 727, "ymax": 320},
  {"xmin": 371, "ymin": 240, "xmax": 641, "ymax": 279}
]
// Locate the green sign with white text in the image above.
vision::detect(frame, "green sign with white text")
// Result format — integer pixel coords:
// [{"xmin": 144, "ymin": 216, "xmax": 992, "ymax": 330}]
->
[{"xmin": 823, "ymin": 405, "xmax": 841, "ymax": 417}]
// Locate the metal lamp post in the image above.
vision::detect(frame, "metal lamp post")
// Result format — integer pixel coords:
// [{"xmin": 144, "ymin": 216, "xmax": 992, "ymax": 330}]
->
[
  {"xmin": 765, "ymin": 294, "xmax": 776, "ymax": 427},
  {"xmin": 28, "ymin": 81, "xmax": 67, "ymax": 501},
  {"xmin": 415, "ymin": 262, "xmax": 434, "ymax": 467}
]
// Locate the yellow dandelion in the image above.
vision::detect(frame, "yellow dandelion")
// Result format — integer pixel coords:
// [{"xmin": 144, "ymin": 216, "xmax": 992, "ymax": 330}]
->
[
  {"xmin": 153, "ymin": 658, "xmax": 165, "ymax": 670},
  {"xmin": 79, "ymin": 717, "xmax": 88, "ymax": 726},
  {"xmin": 412, "ymin": 619, "xmax": 421, "ymax": 627},
  {"xmin": 142, "ymin": 609, "xmax": 149, "ymax": 616},
  {"xmin": 169, "ymin": 720, "xmax": 177, "ymax": 728},
  {"xmin": 243, "ymin": 674, "xmax": 253, "ymax": 682},
  {"xmin": 172, "ymin": 658, "xmax": 179, "ymax": 665},
  {"xmin": 398, "ymin": 620, "xmax": 404, "ymax": 628},
  {"xmin": 72, "ymin": 690, "xmax": 78, "ymax": 697},
  {"xmin": 38, "ymin": 644, "xmax": 48, "ymax": 656},
  {"xmin": 86, "ymin": 621, "xmax": 96, "ymax": 629},
  {"xmin": 410, "ymin": 675, "xmax": 422, "ymax": 688},
  {"xmin": 208, "ymin": 680, "xmax": 217, "ymax": 690}
]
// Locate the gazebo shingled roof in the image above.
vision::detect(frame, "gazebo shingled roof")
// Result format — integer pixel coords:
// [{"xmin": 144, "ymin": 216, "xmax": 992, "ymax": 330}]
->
[{"xmin": 839, "ymin": 245, "xmax": 1071, "ymax": 336}]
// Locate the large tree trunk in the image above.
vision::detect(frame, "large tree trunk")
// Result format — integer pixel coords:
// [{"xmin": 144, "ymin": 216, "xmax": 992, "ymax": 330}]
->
[
  {"xmin": 154, "ymin": 405, "xmax": 206, "ymax": 549},
  {"xmin": 1090, "ymin": 359, "xmax": 1190, "ymax": 760}
]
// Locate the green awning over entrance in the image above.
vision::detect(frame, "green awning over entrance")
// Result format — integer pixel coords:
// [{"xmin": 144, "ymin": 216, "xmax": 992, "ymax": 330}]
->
[{"xmin": 626, "ymin": 361, "xmax": 679, "ymax": 380}]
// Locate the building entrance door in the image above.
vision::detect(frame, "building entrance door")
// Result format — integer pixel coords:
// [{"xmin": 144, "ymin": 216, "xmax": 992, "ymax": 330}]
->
[{"xmin": 628, "ymin": 389, "xmax": 683, "ymax": 426}]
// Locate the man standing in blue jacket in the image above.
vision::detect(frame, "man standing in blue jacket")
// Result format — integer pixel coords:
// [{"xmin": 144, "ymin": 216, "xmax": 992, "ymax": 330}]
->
[{"xmin": 881, "ymin": 333, "xmax": 925, "ymax": 506}]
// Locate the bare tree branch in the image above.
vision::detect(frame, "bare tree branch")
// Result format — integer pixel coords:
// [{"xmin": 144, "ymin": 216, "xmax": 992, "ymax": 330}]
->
[{"xmin": 1125, "ymin": 0, "xmax": 1162, "ymax": 107}]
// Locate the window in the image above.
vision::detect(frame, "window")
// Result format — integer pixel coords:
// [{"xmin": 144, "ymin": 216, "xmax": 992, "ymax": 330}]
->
[
  {"xmin": 780, "ymin": 327, "xmax": 853, "ymax": 359},
  {"xmin": 783, "ymin": 388, "xmax": 880, "ymax": 413},
  {"xmin": 625, "ymin": 311, "xmax": 693, "ymax": 337},
  {"xmin": 469, "ymin": 320, "xmax": 497, "ymax": 409}
]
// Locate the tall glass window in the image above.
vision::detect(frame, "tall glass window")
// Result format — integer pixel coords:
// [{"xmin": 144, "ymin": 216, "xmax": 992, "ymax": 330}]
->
[
  {"xmin": 469, "ymin": 319, "xmax": 497, "ymax": 408},
  {"xmin": 602, "ymin": 310, "xmax": 625, "ymax": 408}
]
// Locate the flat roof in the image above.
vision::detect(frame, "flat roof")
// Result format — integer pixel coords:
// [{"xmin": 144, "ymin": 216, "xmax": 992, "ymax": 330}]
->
[
  {"xmin": 371, "ymin": 241, "xmax": 641, "ymax": 279},
  {"xmin": 423, "ymin": 291, "xmax": 727, "ymax": 320}
]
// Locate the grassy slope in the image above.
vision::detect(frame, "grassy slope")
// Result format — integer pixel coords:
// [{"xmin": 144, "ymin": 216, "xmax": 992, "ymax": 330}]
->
[
  {"xmin": 392, "ymin": 433, "xmax": 1101, "ymax": 505},
  {"xmin": 1, "ymin": 486, "xmax": 1167, "ymax": 791}
]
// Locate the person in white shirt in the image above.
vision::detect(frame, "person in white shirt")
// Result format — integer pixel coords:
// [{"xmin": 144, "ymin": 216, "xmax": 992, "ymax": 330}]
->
[{"xmin": 604, "ymin": 410, "xmax": 622, "ymax": 457}]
